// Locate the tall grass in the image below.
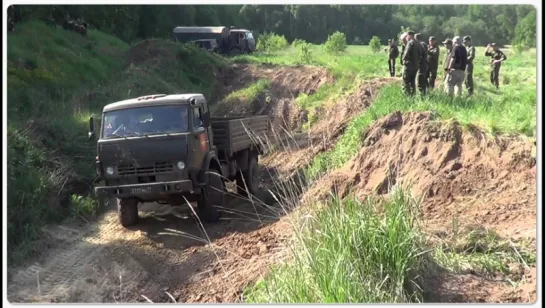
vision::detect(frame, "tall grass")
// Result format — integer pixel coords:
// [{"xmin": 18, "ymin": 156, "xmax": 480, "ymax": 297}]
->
[{"xmin": 244, "ymin": 188, "xmax": 427, "ymax": 303}]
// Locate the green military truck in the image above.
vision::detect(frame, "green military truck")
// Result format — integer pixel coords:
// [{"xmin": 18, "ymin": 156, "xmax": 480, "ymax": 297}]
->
[{"xmin": 90, "ymin": 94, "xmax": 269, "ymax": 227}]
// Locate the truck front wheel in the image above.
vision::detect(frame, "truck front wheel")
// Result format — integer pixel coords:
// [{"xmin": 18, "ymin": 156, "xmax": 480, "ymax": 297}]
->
[
  {"xmin": 197, "ymin": 167, "xmax": 225, "ymax": 223},
  {"xmin": 237, "ymin": 153, "xmax": 259, "ymax": 197},
  {"xmin": 118, "ymin": 198, "xmax": 139, "ymax": 227}
]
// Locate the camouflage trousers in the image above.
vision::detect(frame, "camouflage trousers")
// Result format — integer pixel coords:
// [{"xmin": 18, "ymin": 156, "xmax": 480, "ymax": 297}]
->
[
  {"xmin": 417, "ymin": 68, "xmax": 428, "ymax": 95},
  {"xmin": 402, "ymin": 68, "xmax": 417, "ymax": 96},
  {"xmin": 490, "ymin": 65, "xmax": 501, "ymax": 89},
  {"xmin": 444, "ymin": 69, "xmax": 465, "ymax": 97},
  {"xmin": 465, "ymin": 64, "xmax": 474, "ymax": 95},
  {"xmin": 427, "ymin": 67, "xmax": 438, "ymax": 89},
  {"xmin": 388, "ymin": 58, "xmax": 397, "ymax": 77}
]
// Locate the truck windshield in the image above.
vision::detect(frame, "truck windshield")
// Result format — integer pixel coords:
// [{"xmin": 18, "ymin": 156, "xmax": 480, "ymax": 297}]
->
[{"xmin": 102, "ymin": 105, "xmax": 189, "ymax": 139}]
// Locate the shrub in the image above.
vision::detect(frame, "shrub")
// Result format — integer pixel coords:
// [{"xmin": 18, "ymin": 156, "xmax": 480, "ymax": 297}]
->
[
  {"xmin": 257, "ymin": 32, "xmax": 289, "ymax": 52},
  {"xmin": 324, "ymin": 31, "xmax": 347, "ymax": 55},
  {"xmin": 292, "ymin": 38, "xmax": 306, "ymax": 48},
  {"xmin": 369, "ymin": 36, "xmax": 382, "ymax": 53},
  {"xmin": 298, "ymin": 42, "xmax": 313, "ymax": 64}
]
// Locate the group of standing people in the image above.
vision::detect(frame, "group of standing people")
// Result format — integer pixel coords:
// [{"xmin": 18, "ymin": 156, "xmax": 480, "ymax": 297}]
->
[{"xmin": 386, "ymin": 31, "xmax": 507, "ymax": 97}]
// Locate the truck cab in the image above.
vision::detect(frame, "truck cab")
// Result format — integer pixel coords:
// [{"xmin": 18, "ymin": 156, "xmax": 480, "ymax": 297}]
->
[{"xmin": 90, "ymin": 94, "xmax": 269, "ymax": 227}]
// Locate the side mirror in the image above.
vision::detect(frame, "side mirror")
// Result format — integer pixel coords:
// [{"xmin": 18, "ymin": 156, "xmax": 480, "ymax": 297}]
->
[
  {"xmin": 88, "ymin": 116, "xmax": 96, "ymax": 139},
  {"xmin": 202, "ymin": 111, "xmax": 211, "ymax": 127}
]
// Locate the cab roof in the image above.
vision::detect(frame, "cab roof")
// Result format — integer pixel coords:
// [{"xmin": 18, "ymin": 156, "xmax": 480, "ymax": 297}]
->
[{"xmin": 102, "ymin": 94, "xmax": 206, "ymax": 113}]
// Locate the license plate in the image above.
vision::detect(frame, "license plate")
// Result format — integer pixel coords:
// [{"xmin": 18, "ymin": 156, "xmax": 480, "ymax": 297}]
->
[{"xmin": 131, "ymin": 186, "xmax": 152, "ymax": 194}]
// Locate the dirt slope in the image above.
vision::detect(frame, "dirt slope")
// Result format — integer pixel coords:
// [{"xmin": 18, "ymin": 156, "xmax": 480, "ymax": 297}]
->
[
  {"xmin": 303, "ymin": 111, "xmax": 537, "ymax": 302},
  {"xmin": 9, "ymin": 65, "xmax": 388, "ymax": 303}
]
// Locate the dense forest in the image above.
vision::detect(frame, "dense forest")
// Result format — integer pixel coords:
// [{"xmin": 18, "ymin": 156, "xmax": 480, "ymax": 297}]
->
[{"xmin": 10, "ymin": 4, "xmax": 537, "ymax": 47}]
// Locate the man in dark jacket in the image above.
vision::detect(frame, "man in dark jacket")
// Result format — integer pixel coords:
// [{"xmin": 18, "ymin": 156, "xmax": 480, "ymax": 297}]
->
[
  {"xmin": 414, "ymin": 33, "xmax": 428, "ymax": 95},
  {"xmin": 385, "ymin": 39, "xmax": 400, "ymax": 77},
  {"xmin": 427, "ymin": 36, "xmax": 440, "ymax": 89},
  {"xmin": 401, "ymin": 31, "xmax": 421, "ymax": 96},
  {"xmin": 485, "ymin": 43, "xmax": 507, "ymax": 89},
  {"xmin": 444, "ymin": 36, "xmax": 468, "ymax": 97},
  {"xmin": 463, "ymin": 36, "xmax": 476, "ymax": 95}
]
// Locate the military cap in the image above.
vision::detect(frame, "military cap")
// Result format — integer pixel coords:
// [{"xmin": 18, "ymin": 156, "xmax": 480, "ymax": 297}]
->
[
  {"xmin": 388, "ymin": 38, "xmax": 392, "ymax": 42},
  {"xmin": 429, "ymin": 36, "xmax": 436, "ymax": 41},
  {"xmin": 442, "ymin": 38, "xmax": 453, "ymax": 45},
  {"xmin": 491, "ymin": 43, "xmax": 497, "ymax": 46},
  {"xmin": 463, "ymin": 36, "xmax": 471, "ymax": 41},
  {"xmin": 415, "ymin": 33, "xmax": 423, "ymax": 40},
  {"xmin": 407, "ymin": 30, "xmax": 415, "ymax": 36}
]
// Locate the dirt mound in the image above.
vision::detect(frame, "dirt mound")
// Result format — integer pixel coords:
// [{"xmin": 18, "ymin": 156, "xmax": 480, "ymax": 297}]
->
[
  {"xmin": 306, "ymin": 111, "xmax": 536, "ymax": 237},
  {"xmin": 263, "ymin": 78, "xmax": 393, "ymax": 175},
  {"xmin": 213, "ymin": 64, "xmax": 335, "ymax": 131}
]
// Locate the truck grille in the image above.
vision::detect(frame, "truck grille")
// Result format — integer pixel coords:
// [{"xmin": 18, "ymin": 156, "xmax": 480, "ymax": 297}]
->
[{"xmin": 117, "ymin": 162, "xmax": 173, "ymax": 176}]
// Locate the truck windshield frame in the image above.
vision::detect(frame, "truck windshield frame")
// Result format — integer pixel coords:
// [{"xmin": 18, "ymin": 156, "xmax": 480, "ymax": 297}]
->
[{"xmin": 101, "ymin": 104, "xmax": 190, "ymax": 139}]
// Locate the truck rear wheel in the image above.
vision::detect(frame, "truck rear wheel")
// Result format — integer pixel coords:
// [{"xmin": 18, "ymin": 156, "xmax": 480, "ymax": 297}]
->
[
  {"xmin": 118, "ymin": 198, "xmax": 139, "ymax": 227},
  {"xmin": 197, "ymin": 167, "xmax": 225, "ymax": 223},
  {"xmin": 237, "ymin": 153, "xmax": 259, "ymax": 197}
]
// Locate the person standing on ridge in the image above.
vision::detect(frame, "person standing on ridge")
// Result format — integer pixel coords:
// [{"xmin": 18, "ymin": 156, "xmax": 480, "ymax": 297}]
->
[
  {"xmin": 427, "ymin": 36, "xmax": 440, "ymax": 89},
  {"xmin": 415, "ymin": 33, "xmax": 428, "ymax": 95},
  {"xmin": 400, "ymin": 31, "xmax": 421, "ymax": 96},
  {"xmin": 485, "ymin": 43, "xmax": 507, "ymax": 89},
  {"xmin": 463, "ymin": 36, "xmax": 476, "ymax": 95},
  {"xmin": 441, "ymin": 38, "xmax": 454, "ymax": 84},
  {"xmin": 444, "ymin": 36, "xmax": 468, "ymax": 97},
  {"xmin": 385, "ymin": 39, "xmax": 399, "ymax": 77}
]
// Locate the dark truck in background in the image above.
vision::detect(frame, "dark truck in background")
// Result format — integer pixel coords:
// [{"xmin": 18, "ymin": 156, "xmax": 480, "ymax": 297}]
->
[
  {"xmin": 172, "ymin": 26, "xmax": 256, "ymax": 55},
  {"xmin": 90, "ymin": 94, "xmax": 269, "ymax": 227}
]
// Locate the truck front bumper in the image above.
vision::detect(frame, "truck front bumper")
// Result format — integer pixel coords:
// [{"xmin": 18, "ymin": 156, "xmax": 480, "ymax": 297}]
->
[{"xmin": 95, "ymin": 180, "xmax": 194, "ymax": 199}]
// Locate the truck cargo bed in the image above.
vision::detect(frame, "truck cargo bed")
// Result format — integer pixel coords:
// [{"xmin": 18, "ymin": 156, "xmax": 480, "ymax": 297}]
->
[{"xmin": 210, "ymin": 116, "xmax": 269, "ymax": 158}]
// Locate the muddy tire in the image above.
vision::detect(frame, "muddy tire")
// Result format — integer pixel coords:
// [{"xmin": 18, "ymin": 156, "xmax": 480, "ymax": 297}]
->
[
  {"xmin": 237, "ymin": 153, "xmax": 259, "ymax": 197},
  {"xmin": 118, "ymin": 198, "xmax": 139, "ymax": 227},
  {"xmin": 197, "ymin": 167, "xmax": 225, "ymax": 223}
]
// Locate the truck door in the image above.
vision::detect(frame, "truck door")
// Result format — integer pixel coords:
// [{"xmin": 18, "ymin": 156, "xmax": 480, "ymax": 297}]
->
[{"xmin": 190, "ymin": 106, "xmax": 209, "ymax": 169}]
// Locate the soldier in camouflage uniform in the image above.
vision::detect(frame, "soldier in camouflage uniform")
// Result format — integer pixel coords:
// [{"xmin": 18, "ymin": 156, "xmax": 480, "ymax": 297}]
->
[
  {"xmin": 385, "ymin": 39, "xmax": 400, "ymax": 77},
  {"xmin": 485, "ymin": 43, "xmax": 507, "ymax": 89},
  {"xmin": 463, "ymin": 36, "xmax": 476, "ymax": 95},
  {"xmin": 415, "ymin": 33, "xmax": 428, "ymax": 95},
  {"xmin": 400, "ymin": 31, "xmax": 421, "ymax": 96},
  {"xmin": 427, "ymin": 36, "xmax": 440, "ymax": 89}
]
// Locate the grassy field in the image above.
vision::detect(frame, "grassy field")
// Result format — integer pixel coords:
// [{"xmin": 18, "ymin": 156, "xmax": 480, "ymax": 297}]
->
[
  {"xmin": 240, "ymin": 44, "xmax": 536, "ymax": 303},
  {"xmin": 7, "ymin": 21, "xmax": 227, "ymax": 263},
  {"xmin": 235, "ymin": 44, "xmax": 536, "ymax": 179}
]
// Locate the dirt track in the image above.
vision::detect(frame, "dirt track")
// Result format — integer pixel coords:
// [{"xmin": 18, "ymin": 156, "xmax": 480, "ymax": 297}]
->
[{"xmin": 7, "ymin": 63, "xmax": 536, "ymax": 303}]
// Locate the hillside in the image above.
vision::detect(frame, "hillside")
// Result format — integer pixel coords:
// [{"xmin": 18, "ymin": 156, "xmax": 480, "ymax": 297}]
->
[
  {"xmin": 7, "ymin": 18, "xmax": 537, "ymax": 304},
  {"xmin": 7, "ymin": 21, "xmax": 227, "ymax": 262}
]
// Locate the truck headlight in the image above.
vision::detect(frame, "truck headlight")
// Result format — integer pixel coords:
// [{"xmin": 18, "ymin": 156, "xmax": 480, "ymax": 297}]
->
[
  {"xmin": 177, "ymin": 161, "xmax": 185, "ymax": 170},
  {"xmin": 106, "ymin": 166, "xmax": 115, "ymax": 175}
]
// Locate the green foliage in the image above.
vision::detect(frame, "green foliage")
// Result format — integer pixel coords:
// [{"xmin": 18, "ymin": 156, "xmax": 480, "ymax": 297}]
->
[
  {"xmin": 297, "ymin": 42, "xmax": 313, "ymax": 64},
  {"xmin": 245, "ymin": 188, "xmax": 427, "ymax": 303},
  {"xmin": 291, "ymin": 38, "xmax": 306, "ymax": 48},
  {"xmin": 256, "ymin": 32, "xmax": 289, "ymax": 52},
  {"xmin": 11, "ymin": 5, "xmax": 537, "ymax": 46},
  {"xmin": 369, "ymin": 36, "xmax": 382, "ymax": 53},
  {"xmin": 324, "ymin": 31, "xmax": 348, "ymax": 55},
  {"xmin": 7, "ymin": 21, "xmax": 227, "ymax": 263},
  {"xmin": 224, "ymin": 79, "xmax": 270, "ymax": 103}
]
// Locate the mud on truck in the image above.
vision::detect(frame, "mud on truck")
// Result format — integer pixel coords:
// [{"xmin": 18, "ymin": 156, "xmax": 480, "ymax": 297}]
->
[{"xmin": 90, "ymin": 94, "xmax": 269, "ymax": 227}]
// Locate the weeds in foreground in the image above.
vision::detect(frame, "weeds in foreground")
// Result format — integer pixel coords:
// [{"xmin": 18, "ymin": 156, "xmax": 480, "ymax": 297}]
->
[{"xmin": 244, "ymin": 187, "xmax": 428, "ymax": 303}]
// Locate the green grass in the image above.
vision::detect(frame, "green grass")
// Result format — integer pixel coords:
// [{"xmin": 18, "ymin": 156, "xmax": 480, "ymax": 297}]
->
[
  {"xmin": 245, "ymin": 188, "xmax": 427, "ymax": 303},
  {"xmin": 243, "ymin": 45, "xmax": 536, "ymax": 303},
  {"xmin": 223, "ymin": 79, "xmax": 270, "ymax": 103},
  {"xmin": 7, "ymin": 21, "xmax": 227, "ymax": 264}
]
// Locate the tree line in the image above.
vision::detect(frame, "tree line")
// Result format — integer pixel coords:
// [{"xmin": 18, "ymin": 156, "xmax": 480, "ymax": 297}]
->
[{"xmin": 10, "ymin": 4, "xmax": 537, "ymax": 47}]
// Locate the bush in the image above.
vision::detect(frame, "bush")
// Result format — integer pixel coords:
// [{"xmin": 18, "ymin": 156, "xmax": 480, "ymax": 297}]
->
[
  {"xmin": 324, "ymin": 31, "xmax": 347, "ymax": 55},
  {"xmin": 298, "ymin": 42, "xmax": 313, "ymax": 64},
  {"xmin": 369, "ymin": 36, "xmax": 382, "ymax": 53},
  {"xmin": 257, "ymin": 32, "xmax": 289, "ymax": 52},
  {"xmin": 292, "ymin": 38, "xmax": 306, "ymax": 48}
]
